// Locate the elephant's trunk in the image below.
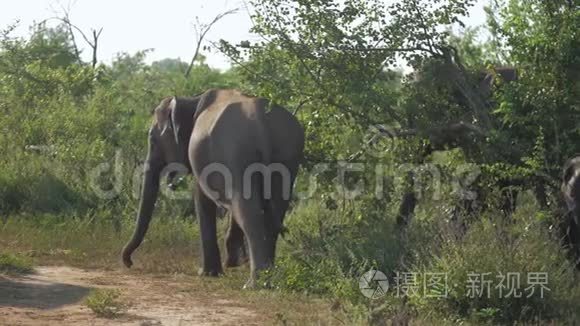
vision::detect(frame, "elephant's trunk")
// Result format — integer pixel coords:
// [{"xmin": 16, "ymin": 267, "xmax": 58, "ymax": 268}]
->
[{"xmin": 122, "ymin": 161, "xmax": 162, "ymax": 268}]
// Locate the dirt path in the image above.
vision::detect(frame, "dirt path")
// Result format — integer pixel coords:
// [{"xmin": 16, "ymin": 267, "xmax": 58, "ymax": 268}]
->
[{"xmin": 0, "ymin": 266, "xmax": 265, "ymax": 325}]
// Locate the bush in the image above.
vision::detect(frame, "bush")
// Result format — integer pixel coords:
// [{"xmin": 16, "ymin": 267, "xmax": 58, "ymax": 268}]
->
[
  {"xmin": 262, "ymin": 186, "xmax": 580, "ymax": 324},
  {"xmin": 0, "ymin": 253, "xmax": 34, "ymax": 274},
  {"xmin": 85, "ymin": 289, "xmax": 127, "ymax": 318},
  {"xmin": 265, "ymin": 197, "xmax": 403, "ymax": 302},
  {"xmin": 408, "ymin": 207, "xmax": 580, "ymax": 324}
]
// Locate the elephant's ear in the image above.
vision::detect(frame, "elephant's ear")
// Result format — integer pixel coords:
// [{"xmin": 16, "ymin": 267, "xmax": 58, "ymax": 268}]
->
[
  {"xmin": 154, "ymin": 97, "xmax": 177, "ymax": 140},
  {"xmin": 563, "ymin": 157, "xmax": 580, "ymax": 184}
]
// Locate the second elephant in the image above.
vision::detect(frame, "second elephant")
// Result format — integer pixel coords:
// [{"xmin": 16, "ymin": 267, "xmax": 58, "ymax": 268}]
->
[{"xmin": 561, "ymin": 156, "xmax": 580, "ymax": 268}]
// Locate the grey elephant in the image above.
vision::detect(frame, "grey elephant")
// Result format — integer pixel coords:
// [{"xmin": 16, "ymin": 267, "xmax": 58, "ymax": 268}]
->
[
  {"xmin": 121, "ymin": 89, "xmax": 305, "ymax": 287},
  {"xmin": 561, "ymin": 156, "xmax": 580, "ymax": 268}
]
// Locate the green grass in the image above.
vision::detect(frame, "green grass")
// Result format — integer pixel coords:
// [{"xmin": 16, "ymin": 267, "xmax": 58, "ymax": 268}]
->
[
  {"xmin": 0, "ymin": 252, "xmax": 34, "ymax": 274},
  {"xmin": 0, "ymin": 213, "xmax": 200, "ymax": 274},
  {"xmin": 85, "ymin": 289, "xmax": 127, "ymax": 318},
  {"xmin": 0, "ymin": 213, "xmax": 342, "ymax": 325}
]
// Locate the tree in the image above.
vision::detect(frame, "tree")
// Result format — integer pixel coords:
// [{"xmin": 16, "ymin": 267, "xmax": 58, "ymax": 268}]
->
[
  {"xmin": 219, "ymin": 0, "xmax": 580, "ymax": 232},
  {"xmin": 0, "ymin": 22, "xmax": 95, "ymax": 103},
  {"xmin": 47, "ymin": 4, "xmax": 104, "ymax": 68},
  {"xmin": 219, "ymin": 0, "xmax": 482, "ymax": 164}
]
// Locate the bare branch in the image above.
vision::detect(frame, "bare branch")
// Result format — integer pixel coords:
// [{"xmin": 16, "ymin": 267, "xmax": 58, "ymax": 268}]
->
[
  {"xmin": 209, "ymin": 40, "xmax": 273, "ymax": 85},
  {"xmin": 56, "ymin": 4, "xmax": 82, "ymax": 63},
  {"xmin": 292, "ymin": 97, "xmax": 312, "ymax": 116},
  {"xmin": 43, "ymin": 14, "xmax": 103, "ymax": 68},
  {"xmin": 90, "ymin": 27, "xmax": 103, "ymax": 68},
  {"xmin": 440, "ymin": 46, "xmax": 492, "ymax": 129},
  {"xmin": 348, "ymin": 121, "xmax": 486, "ymax": 161},
  {"xmin": 185, "ymin": 8, "xmax": 239, "ymax": 78}
]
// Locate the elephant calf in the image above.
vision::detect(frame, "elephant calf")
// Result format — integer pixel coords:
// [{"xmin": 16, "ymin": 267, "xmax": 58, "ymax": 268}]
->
[{"xmin": 122, "ymin": 89, "xmax": 305, "ymax": 288}]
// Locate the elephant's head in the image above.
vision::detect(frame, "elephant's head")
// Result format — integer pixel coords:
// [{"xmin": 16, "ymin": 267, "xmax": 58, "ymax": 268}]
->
[
  {"xmin": 152, "ymin": 97, "xmax": 196, "ymax": 187},
  {"xmin": 122, "ymin": 96, "xmax": 199, "ymax": 268}
]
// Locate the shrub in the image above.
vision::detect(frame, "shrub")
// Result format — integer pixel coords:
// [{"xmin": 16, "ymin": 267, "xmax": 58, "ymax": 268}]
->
[
  {"xmin": 266, "ymin": 197, "xmax": 403, "ymax": 303},
  {"xmin": 85, "ymin": 289, "xmax": 127, "ymax": 318},
  {"xmin": 408, "ymin": 207, "xmax": 580, "ymax": 324},
  {"xmin": 0, "ymin": 253, "xmax": 34, "ymax": 274}
]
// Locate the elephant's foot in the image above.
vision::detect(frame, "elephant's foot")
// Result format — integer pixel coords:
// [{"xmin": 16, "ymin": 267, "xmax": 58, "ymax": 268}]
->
[
  {"xmin": 224, "ymin": 256, "xmax": 242, "ymax": 268},
  {"xmin": 243, "ymin": 277, "xmax": 257, "ymax": 290},
  {"xmin": 198, "ymin": 266, "xmax": 223, "ymax": 277},
  {"xmin": 242, "ymin": 276, "xmax": 273, "ymax": 289},
  {"xmin": 242, "ymin": 264, "xmax": 275, "ymax": 289}
]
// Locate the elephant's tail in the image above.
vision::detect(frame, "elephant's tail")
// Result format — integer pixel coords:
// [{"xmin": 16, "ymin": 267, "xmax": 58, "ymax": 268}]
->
[
  {"xmin": 254, "ymin": 100, "xmax": 285, "ymax": 235},
  {"xmin": 257, "ymin": 99, "xmax": 272, "ymax": 166}
]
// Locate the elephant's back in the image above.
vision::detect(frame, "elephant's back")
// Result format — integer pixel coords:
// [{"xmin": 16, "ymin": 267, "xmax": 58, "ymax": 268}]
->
[
  {"xmin": 265, "ymin": 106, "xmax": 305, "ymax": 163},
  {"xmin": 190, "ymin": 95, "xmax": 270, "ymax": 168},
  {"xmin": 192, "ymin": 89, "xmax": 265, "ymax": 133}
]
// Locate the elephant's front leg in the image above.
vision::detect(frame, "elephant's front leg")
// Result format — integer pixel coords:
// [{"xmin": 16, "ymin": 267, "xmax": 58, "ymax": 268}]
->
[
  {"xmin": 194, "ymin": 184, "xmax": 222, "ymax": 276},
  {"xmin": 225, "ymin": 216, "xmax": 248, "ymax": 267}
]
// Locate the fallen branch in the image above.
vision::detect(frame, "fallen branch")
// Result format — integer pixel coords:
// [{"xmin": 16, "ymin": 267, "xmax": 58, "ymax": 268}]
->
[
  {"xmin": 348, "ymin": 121, "xmax": 486, "ymax": 161},
  {"xmin": 375, "ymin": 121, "xmax": 485, "ymax": 139}
]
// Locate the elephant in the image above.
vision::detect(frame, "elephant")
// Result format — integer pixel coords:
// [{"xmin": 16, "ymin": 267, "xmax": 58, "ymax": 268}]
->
[
  {"xmin": 121, "ymin": 88, "xmax": 305, "ymax": 288},
  {"xmin": 560, "ymin": 156, "xmax": 580, "ymax": 268}
]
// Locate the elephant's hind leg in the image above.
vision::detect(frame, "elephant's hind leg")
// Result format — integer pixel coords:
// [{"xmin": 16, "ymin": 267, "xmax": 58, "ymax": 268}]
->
[
  {"xmin": 225, "ymin": 217, "xmax": 249, "ymax": 267},
  {"xmin": 267, "ymin": 160, "xmax": 299, "ymax": 238},
  {"xmin": 231, "ymin": 195, "xmax": 275, "ymax": 288},
  {"xmin": 194, "ymin": 184, "xmax": 223, "ymax": 276}
]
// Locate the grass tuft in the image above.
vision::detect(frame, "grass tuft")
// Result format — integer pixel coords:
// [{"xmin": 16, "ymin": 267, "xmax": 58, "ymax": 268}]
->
[
  {"xmin": 0, "ymin": 253, "xmax": 34, "ymax": 274},
  {"xmin": 85, "ymin": 288, "xmax": 127, "ymax": 318}
]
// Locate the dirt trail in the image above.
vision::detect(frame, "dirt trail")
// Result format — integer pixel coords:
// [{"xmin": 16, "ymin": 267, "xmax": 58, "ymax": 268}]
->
[{"xmin": 0, "ymin": 266, "xmax": 264, "ymax": 326}]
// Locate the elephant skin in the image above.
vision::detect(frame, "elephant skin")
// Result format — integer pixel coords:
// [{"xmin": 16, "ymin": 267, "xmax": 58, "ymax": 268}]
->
[
  {"xmin": 121, "ymin": 89, "xmax": 305, "ymax": 288},
  {"xmin": 561, "ymin": 156, "xmax": 580, "ymax": 267}
]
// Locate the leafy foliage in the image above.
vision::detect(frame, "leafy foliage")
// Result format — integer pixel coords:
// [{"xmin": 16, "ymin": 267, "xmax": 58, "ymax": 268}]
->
[
  {"xmin": 85, "ymin": 289, "xmax": 127, "ymax": 318},
  {"xmin": 0, "ymin": 253, "xmax": 34, "ymax": 274},
  {"xmin": 0, "ymin": 22, "xmax": 240, "ymax": 217}
]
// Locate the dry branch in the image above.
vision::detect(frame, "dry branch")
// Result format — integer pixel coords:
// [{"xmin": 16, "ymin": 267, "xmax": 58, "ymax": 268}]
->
[
  {"xmin": 185, "ymin": 8, "xmax": 239, "ymax": 78},
  {"xmin": 348, "ymin": 121, "xmax": 485, "ymax": 161},
  {"xmin": 46, "ymin": 2, "xmax": 103, "ymax": 68}
]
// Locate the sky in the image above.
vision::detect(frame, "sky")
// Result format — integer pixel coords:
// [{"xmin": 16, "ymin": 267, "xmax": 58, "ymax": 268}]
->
[{"xmin": 0, "ymin": 0, "xmax": 489, "ymax": 71}]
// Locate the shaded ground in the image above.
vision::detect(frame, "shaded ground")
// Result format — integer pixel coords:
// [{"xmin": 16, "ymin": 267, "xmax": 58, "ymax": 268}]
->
[{"xmin": 0, "ymin": 266, "xmax": 268, "ymax": 325}]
